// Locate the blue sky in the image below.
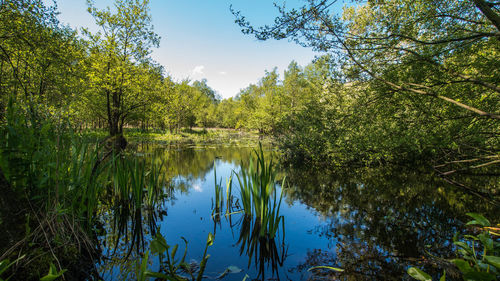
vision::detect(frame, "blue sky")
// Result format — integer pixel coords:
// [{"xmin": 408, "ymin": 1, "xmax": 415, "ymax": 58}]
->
[{"xmin": 51, "ymin": 0, "xmax": 345, "ymax": 99}]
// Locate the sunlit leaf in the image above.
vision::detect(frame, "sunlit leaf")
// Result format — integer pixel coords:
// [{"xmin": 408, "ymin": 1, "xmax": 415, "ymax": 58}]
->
[
  {"xmin": 308, "ymin": 265, "xmax": 344, "ymax": 272},
  {"xmin": 407, "ymin": 267, "xmax": 431, "ymax": 281},
  {"xmin": 466, "ymin": 213, "xmax": 490, "ymax": 227}
]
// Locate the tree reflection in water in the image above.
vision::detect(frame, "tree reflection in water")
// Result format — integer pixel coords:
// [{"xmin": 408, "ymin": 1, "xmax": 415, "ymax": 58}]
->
[{"xmin": 285, "ymin": 165, "xmax": 499, "ymax": 281}]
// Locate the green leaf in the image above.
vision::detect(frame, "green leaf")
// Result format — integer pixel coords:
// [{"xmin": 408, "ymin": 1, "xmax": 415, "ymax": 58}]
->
[
  {"xmin": 483, "ymin": 255, "xmax": 500, "ymax": 269},
  {"xmin": 478, "ymin": 233, "xmax": 493, "ymax": 252},
  {"xmin": 171, "ymin": 244, "xmax": 179, "ymax": 259},
  {"xmin": 452, "ymin": 259, "xmax": 472, "ymax": 274},
  {"xmin": 407, "ymin": 267, "xmax": 432, "ymax": 281},
  {"xmin": 462, "ymin": 271, "xmax": 496, "ymax": 281},
  {"xmin": 150, "ymin": 233, "xmax": 169, "ymax": 254},
  {"xmin": 463, "ymin": 235, "xmax": 479, "ymax": 241},
  {"xmin": 39, "ymin": 263, "xmax": 67, "ymax": 281},
  {"xmin": 0, "ymin": 259, "xmax": 11, "ymax": 276},
  {"xmin": 454, "ymin": 241, "xmax": 472, "ymax": 254},
  {"xmin": 439, "ymin": 270, "xmax": 446, "ymax": 281},
  {"xmin": 466, "ymin": 213, "xmax": 490, "ymax": 227}
]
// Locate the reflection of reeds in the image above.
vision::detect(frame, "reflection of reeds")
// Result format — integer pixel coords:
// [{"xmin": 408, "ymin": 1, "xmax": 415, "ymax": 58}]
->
[
  {"xmin": 236, "ymin": 215, "xmax": 287, "ymax": 280},
  {"xmin": 212, "ymin": 165, "xmax": 237, "ymax": 234}
]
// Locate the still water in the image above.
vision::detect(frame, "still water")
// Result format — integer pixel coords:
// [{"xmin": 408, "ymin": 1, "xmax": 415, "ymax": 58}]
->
[{"xmin": 96, "ymin": 142, "xmax": 499, "ymax": 281}]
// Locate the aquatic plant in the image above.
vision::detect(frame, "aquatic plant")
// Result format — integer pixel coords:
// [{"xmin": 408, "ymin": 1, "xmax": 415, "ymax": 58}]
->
[
  {"xmin": 106, "ymin": 154, "xmax": 167, "ymax": 255},
  {"xmin": 138, "ymin": 232, "xmax": 215, "ymax": 281},
  {"xmin": 212, "ymin": 165, "xmax": 224, "ymax": 219},
  {"xmin": 235, "ymin": 143, "xmax": 285, "ymax": 239},
  {"xmin": 0, "ymin": 100, "xmax": 169, "ymax": 278},
  {"xmin": 408, "ymin": 213, "xmax": 500, "ymax": 281},
  {"xmin": 230, "ymin": 144, "xmax": 288, "ymax": 279}
]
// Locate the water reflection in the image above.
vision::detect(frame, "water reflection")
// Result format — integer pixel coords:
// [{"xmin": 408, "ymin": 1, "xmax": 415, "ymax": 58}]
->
[
  {"xmin": 96, "ymin": 143, "xmax": 499, "ymax": 281},
  {"xmin": 285, "ymin": 165, "xmax": 499, "ymax": 280},
  {"xmin": 236, "ymin": 215, "xmax": 288, "ymax": 280}
]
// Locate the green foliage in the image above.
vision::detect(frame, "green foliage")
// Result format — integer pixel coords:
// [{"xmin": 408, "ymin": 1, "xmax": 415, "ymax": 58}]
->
[
  {"xmin": 235, "ymin": 144, "xmax": 285, "ymax": 239},
  {"xmin": 407, "ymin": 267, "xmax": 433, "ymax": 281},
  {"xmin": 408, "ymin": 213, "xmax": 500, "ymax": 281},
  {"xmin": 39, "ymin": 263, "xmax": 67, "ymax": 281},
  {"xmin": 138, "ymin": 232, "xmax": 215, "ymax": 281},
  {"xmin": 231, "ymin": 0, "xmax": 500, "ymax": 168},
  {"xmin": 0, "ymin": 100, "xmax": 167, "ymax": 278}
]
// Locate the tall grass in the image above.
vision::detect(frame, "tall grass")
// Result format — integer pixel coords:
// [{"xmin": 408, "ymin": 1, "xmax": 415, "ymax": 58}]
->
[
  {"xmin": 0, "ymin": 100, "xmax": 168, "ymax": 278},
  {"xmin": 107, "ymin": 154, "xmax": 167, "ymax": 254},
  {"xmin": 235, "ymin": 144, "xmax": 285, "ymax": 239},
  {"xmin": 0, "ymin": 99, "xmax": 108, "ymax": 278}
]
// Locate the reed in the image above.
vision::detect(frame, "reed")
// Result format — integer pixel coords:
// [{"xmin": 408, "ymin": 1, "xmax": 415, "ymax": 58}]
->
[
  {"xmin": 212, "ymin": 165, "xmax": 224, "ymax": 218},
  {"xmin": 0, "ymin": 100, "xmax": 168, "ymax": 278},
  {"xmin": 235, "ymin": 143, "xmax": 285, "ymax": 239}
]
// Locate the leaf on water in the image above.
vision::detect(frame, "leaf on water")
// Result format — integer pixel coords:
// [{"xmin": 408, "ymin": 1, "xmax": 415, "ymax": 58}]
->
[
  {"xmin": 407, "ymin": 267, "xmax": 431, "ymax": 281},
  {"xmin": 308, "ymin": 266, "xmax": 344, "ymax": 272},
  {"xmin": 227, "ymin": 265, "xmax": 242, "ymax": 273}
]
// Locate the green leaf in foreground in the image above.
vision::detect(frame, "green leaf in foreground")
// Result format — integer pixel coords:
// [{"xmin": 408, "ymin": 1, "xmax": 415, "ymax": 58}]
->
[
  {"xmin": 483, "ymin": 255, "xmax": 500, "ymax": 269},
  {"xmin": 439, "ymin": 271, "xmax": 446, "ymax": 281},
  {"xmin": 407, "ymin": 267, "xmax": 432, "ymax": 281},
  {"xmin": 466, "ymin": 213, "xmax": 490, "ymax": 227},
  {"xmin": 39, "ymin": 263, "xmax": 67, "ymax": 281}
]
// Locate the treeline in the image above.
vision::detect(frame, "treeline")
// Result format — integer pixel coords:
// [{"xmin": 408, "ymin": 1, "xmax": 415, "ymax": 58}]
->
[
  {"xmin": 0, "ymin": 0, "xmax": 233, "ymax": 138},
  {"xmin": 231, "ymin": 0, "xmax": 500, "ymax": 167},
  {"xmin": 1, "ymin": 0, "xmax": 499, "ymax": 167}
]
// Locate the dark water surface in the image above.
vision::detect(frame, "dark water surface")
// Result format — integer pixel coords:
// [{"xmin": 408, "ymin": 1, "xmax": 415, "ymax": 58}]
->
[{"xmin": 97, "ymin": 142, "xmax": 499, "ymax": 281}]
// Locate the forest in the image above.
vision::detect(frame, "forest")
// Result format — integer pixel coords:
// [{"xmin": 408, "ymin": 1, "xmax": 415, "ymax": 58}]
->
[{"xmin": 0, "ymin": 0, "xmax": 498, "ymax": 280}]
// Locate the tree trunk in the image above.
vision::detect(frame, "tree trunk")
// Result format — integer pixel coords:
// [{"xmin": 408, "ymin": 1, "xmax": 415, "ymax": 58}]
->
[{"xmin": 106, "ymin": 91, "xmax": 127, "ymax": 150}]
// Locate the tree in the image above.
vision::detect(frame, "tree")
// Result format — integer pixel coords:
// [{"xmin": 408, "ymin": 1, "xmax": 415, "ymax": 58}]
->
[
  {"xmin": 232, "ymin": 0, "xmax": 500, "ymax": 168},
  {"xmin": 192, "ymin": 79, "xmax": 220, "ymax": 104},
  {"xmin": 84, "ymin": 0, "xmax": 160, "ymax": 146},
  {"xmin": 232, "ymin": 0, "xmax": 500, "ymax": 120},
  {"xmin": 0, "ymin": 0, "xmax": 83, "ymax": 115}
]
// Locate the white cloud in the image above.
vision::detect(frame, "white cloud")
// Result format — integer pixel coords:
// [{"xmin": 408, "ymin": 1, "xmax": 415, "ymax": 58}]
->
[
  {"xmin": 193, "ymin": 183, "xmax": 203, "ymax": 192},
  {"xmin": 192, "ymin": 65, "xmax": 205, "ymax": 75},
  {"xmin": 218, "ymin": 71, "xmax": 227, "ymax": 75}
]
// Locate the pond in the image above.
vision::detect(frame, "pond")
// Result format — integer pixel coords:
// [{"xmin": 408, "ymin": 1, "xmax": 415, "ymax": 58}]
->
[{"xmin": 96, "ymin": 142, "xmax": 499, "ymax": 281}]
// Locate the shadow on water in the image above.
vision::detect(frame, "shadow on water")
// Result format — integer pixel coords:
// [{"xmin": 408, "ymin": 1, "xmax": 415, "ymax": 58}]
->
[{"xmin": 95, "ymin": 142, "xmax": 499, "ymax": 281}]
